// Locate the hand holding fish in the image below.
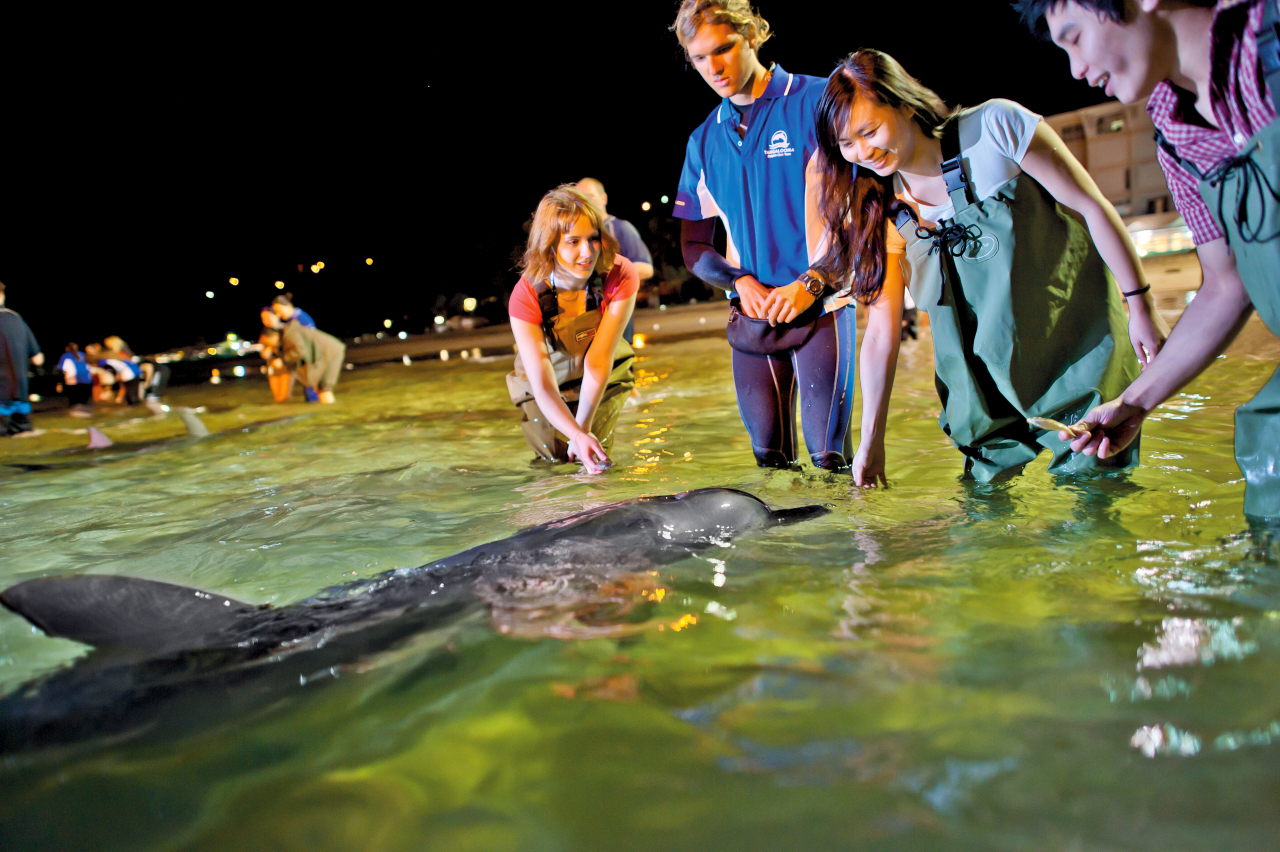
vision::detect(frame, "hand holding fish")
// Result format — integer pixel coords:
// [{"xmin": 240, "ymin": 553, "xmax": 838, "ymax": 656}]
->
[
  {"xmin": 1029, "ymin": 397, "xmax": 1147, "ymax": 459},
  {"xmin": 1026, "ymin": 416, "xmax": 1092, "ymax": 439}
]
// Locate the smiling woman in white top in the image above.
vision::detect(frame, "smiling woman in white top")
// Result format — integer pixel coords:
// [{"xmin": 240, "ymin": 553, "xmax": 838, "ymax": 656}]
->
[{"xmin": 811, "ymin": 49, "xmax": 1169, "ymax": 487}]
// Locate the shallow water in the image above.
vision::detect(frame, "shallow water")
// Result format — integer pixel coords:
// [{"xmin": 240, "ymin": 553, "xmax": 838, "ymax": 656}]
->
[{"xmin": 3, "ymin": 308, "xmax": 1280, "ymax": 850}]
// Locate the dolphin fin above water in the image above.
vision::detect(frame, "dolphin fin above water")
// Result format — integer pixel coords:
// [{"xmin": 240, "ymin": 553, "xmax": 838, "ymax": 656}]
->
[
  {"xmin": 0, "ymin": 489, "xmax": 828, "ymax": 752},
  {"xmin": 85, "ymin": 427, "xmax": 113, "ymax": 449},
  {"xmin": 79, "ymin": 411, "xmax": 205, "ymax": 452},
  {"xmin": 177, "ymin": 409, "xmax": 210, "ymax": 438}
]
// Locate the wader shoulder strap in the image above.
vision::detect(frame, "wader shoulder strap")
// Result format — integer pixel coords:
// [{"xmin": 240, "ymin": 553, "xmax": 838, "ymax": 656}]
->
[
  {"xmin": 939, "ymin": 118, "xmax": 976, "ymax": 210},
  {"xmin": 1153, "ymin": 128, "xmax": 1210, "ymax": 181},
  {"xmin": 533, "ymin": 275, "xmax": 608, "ymax": 340},
  {"xmin": 1156, "ymin": 1, "xmax": 1280, "ymax": 173},
  {"xmin": 533, "ymin": 280, "xmax": 560, "ymax": 340},
  {"xmin": 1258, "ymin": 0, "xmax": 1280, "ymax": 112}
]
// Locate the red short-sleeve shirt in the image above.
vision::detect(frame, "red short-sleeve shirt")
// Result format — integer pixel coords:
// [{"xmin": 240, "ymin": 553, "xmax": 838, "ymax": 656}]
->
[{"xmin": 508, "ymin": 256, "xmax": 638, "ymax": 325}]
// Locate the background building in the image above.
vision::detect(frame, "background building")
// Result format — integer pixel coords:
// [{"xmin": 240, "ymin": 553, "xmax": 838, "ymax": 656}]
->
[{"xmin": 1045, "ymin": 100, "xmax": 1192, "ymax": 256}]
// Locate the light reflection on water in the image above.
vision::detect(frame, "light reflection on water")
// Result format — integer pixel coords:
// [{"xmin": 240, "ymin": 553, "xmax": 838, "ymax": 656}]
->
[{"xmin": 1, "ymin": 303, "xmax": 1279, "ymax": 850}]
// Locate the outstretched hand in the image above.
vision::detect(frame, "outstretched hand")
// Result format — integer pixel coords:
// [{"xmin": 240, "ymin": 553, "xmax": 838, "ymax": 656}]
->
[
  {"xmin": 851, "ymin": 440, "xmax": 888, "ymax": 489},
  {"xmin": 1062, "ymin": 398, "xmax": 1146, "ymax": 459},
  {"xmin": 568, "ymin": 431, "xmax": 611, "ymax": 475}
]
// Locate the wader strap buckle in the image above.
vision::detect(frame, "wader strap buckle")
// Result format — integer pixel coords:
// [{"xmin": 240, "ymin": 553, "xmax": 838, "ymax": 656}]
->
[
  {"xmin": 939, "ymin": 119, "xmax": 976, "ymax": 207},
  {"xmin": 893, "ymin": 205, "xmax": 916, "ymax": 232},
  {"xmin": 584, "ymin": 274, "xmax": 605, "ymax": 313}
]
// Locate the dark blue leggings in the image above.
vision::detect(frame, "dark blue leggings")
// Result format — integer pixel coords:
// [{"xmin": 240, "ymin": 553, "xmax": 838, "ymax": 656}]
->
[{"xmin": 730, "ymin": 305, "xmax": 856, "ymax": 470}]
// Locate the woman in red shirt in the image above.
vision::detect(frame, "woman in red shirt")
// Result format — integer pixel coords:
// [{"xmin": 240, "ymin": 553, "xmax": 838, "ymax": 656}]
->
[{"xmin": 507, "ymin": 185, "xmax": 638, "ymax": 473}]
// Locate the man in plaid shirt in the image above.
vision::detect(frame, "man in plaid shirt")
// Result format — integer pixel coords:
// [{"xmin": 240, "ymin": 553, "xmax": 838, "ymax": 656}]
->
[{"xmin": 1017, "ymin": 0, "xmax": 1280, "ymax": 523}]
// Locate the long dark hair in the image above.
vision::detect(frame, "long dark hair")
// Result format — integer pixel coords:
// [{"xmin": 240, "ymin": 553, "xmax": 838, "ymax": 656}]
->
[{"xmin": 813, "ymin": 50, "xmax": 953, "ymax": 305}]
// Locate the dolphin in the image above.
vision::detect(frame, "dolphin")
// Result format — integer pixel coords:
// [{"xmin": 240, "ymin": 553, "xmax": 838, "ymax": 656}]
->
[{"xmin": 0, "ymin": 489, "xmax": 826, "ymax": 753}]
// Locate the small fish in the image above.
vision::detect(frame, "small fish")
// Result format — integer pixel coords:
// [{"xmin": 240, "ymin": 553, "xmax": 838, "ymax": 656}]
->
[{"xmin": 1027, "ymin": 416, "xmax": 1092, "ymax": 438}]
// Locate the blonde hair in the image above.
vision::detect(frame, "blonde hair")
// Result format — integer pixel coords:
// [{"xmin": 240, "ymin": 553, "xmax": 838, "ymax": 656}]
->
[
  {"xmin": 671, "ymin": 0, "xmax": 772, "ymax": 54},
  {"xmin": 520, "ymin": 185, "xmax": 618, "ymax": 284}
]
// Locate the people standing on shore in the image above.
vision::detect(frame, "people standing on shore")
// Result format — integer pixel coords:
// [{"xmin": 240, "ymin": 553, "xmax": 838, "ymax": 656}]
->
[
  {"xmin": 506, "ymin": 185, "xmax": 637, "ymax": 474},
  {"xmin": 671, "ymin": 0, "xmax": 855, "ymax": 471},
  {"xmin": 56, "ymin": 343, "xmax": 94, "ymax": 417},
  {"xmin": 575, "ymin": 178, "xmax": 654, "ymax": 344},
  {"xmin": 1015, "ymin": 0, "xmax": 1280, "ymax": 527},
  {"xmin": 812, "ymin": 49, "xmax": 1167, "ymax": 485},
  {"xmin": 0, "ymin": 281, "xmax": 44, "ymax": 436}
]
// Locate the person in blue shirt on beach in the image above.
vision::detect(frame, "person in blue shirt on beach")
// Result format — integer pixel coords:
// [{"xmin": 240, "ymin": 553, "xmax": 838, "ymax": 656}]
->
[
  {"xmin": 56, "ymin": 343, "xmax": 93, "ymax": 416},
  {"xmin": 671, "ymin": 0, "xmax": 855, "ymax": 471},
  {"xmin": 575, "ymin": 178, "xmax": 654, "ymax": 345}
]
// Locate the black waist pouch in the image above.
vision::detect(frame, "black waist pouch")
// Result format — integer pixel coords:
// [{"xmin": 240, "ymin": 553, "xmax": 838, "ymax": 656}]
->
[{"xmin": 725, "ymin": 297, "xmax": 823, "ymax": 355}]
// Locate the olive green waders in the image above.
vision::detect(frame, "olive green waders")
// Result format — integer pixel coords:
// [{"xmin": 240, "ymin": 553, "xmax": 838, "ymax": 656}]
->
[
  {"xmin": 1156, "ymin": 3, "xmax": 1280, "ymax": 518},
  {"xmin": 896, "ymin": 123, "xmax": 1141, "ymax": 481},
  {"xmin": 506, "ymin": 279, "xmax": 635, "ymax": 463}
]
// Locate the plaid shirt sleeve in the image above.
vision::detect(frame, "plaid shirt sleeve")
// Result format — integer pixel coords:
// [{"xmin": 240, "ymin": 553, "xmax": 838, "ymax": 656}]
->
[{"xmin": 1154, "ymin": 144, "xmax": 1226, "ymax": 244}]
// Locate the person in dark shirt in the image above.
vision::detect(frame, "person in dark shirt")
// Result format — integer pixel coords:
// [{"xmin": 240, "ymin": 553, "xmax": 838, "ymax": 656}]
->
[
  {"xmin": 0, "ymin": 281, "xmax": 44, "ymax": 436},
  {"xmin": 576, "ymin": 178, "xmax": 654, "ymax": 344}
]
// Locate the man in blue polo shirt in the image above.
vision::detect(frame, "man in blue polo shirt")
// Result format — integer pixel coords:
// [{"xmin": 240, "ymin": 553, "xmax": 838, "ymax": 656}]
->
[{"xmin": 671, "ymin": 0, "xmax": 854, "ymax": 471}]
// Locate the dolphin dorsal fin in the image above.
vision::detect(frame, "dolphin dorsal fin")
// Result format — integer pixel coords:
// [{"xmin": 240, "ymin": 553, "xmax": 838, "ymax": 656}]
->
[
  {"xmin": 178, "ymin": 410, "xmax": 211, "ymax": 438},
  {"xmin": 86, "ymin": 427, "xmax": 113, "ymax": 449},
  {"xmin": 0, "ymin": 575, "xmax": 258, "ymax": 656}
]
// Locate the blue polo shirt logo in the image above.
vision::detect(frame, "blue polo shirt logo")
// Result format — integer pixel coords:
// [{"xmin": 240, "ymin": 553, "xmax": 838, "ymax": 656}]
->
[{"xmin": 766, "ymin": 130, "xmax": 794, "ymax": 159}]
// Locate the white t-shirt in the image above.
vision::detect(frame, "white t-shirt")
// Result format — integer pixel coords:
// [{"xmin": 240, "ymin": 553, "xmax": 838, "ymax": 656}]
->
[{"xmin": 894, "ymin": 99, "xmax": 1042, "ymax": 225}]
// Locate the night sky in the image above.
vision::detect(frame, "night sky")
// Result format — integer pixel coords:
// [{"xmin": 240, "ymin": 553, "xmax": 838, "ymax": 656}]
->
[{"xmin": 1, "ymin": 4, "xmax": 1108, "ymax": 357}]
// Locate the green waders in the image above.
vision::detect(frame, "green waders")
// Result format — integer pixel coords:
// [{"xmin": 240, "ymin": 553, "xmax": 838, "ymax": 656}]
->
[
  {"xmin": 1156, "ymin": 3, "xmax": 1280, "ymax": 518},
  {"xmin": 896, "ymin": 123, "xmax": 1140, "ymax": 481},
  {"xmin": 506, "ymin": 279, "xmax": 635, "ymax": 463}
]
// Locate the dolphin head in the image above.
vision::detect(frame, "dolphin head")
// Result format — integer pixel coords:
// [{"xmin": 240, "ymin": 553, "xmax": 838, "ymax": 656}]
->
[{"xmin": 643, "ymin": 488, "xmax": 828, "ymax": 547}]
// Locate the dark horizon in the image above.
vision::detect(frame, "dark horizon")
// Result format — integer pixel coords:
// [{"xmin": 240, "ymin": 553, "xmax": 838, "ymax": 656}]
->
[{"xmin": 1, "ymin": 4, "xmax": 1108, "ymax": 357}]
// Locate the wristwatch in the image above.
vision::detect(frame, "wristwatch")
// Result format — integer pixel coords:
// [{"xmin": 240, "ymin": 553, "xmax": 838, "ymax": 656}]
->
[{"xmin": 797, "ymin": 271, "xmax": 826, "ymax": 297}]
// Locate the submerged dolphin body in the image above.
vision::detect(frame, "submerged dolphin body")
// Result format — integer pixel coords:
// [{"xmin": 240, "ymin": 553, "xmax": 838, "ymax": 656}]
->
[{"xmin": 0, "ymin": 489, "xmax": 826, "ymax": 753}]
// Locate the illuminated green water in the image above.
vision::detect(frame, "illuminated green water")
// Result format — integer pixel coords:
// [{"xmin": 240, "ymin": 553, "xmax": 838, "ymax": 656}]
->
[{"xmin": 2, "ymin": 321, "xmax": 1280, "ymax": 850}]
